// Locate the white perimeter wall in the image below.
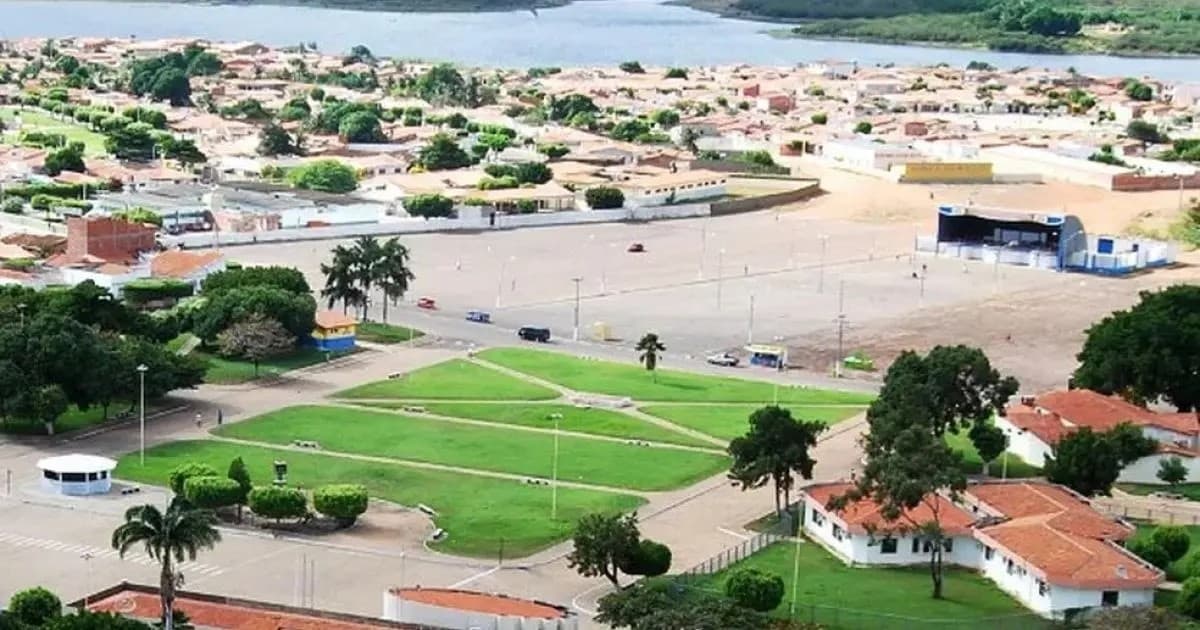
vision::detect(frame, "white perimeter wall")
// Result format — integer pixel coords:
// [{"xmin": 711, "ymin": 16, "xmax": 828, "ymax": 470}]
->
[
  {"xmin": 996, "ymin": 416, "xmax": 1054, "ymax": 468},
  {"xmin": 382, "ymin": 594, "xmax": 578, "ymax": 630},
  {"xmin": 1118, "ymin": 453, "xmax": 1200, "ymax": 485}
]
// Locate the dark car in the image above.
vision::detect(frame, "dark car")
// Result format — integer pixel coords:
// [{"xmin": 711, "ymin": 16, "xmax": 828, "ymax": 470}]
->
[
  {"xmin": 518, "ymin": 326, "xmax": 551, "ymax": 342},
  {"xmin": 627, "ymin": 242, "xmax": 645, "ymax": 253}
]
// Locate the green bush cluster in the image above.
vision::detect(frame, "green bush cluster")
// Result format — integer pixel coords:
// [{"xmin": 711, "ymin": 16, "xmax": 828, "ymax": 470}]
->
[
  {"xmin": 312, "ymin": 484, "xmax": 369, "ymax": 525},
  {"xmin": 248, "ymin": 486, "xmax": 308, "ymax": 521},
  {"xmin": 183, "ymin": 476, "xmax": 244, "ymax": 510},
  {"xmin": 123, "ymin": 279, "xmax": 195, "ymax": 305},
  {"xmin": 168, "ymin": 462, "xmax": 219, "ymax": 495}
]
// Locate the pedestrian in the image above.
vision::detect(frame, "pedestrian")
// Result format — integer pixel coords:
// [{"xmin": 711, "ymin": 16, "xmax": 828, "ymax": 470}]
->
[{"xmin": 194, "ymin": 413, "xmax": 203, "ymax": 428}]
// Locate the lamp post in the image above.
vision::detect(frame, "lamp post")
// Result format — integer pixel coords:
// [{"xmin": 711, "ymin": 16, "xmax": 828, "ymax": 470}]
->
[
  {"xmin": 818, "ymin": 234, "xmax": 829, "ymax": 294},
  {"xmin": 18, "ymin": 302, "xmax": 26, "ymax": 326},
  {"xmin": 495, "ymin": 255, "xmax": 515, "ymax": 308},
  {"xmin": 716, "ymin": 247, "xmax": 726, "ymax": 309},
  {"xmin": 549, "ymin": 412, "xmax": 563, "ymax": 519},
  {"xmin": 81, "ymin": 552, "xmax": 94, "ymax": 608},
  {"xmin": 137, "ymin": 364, "xmax": 148, "ymax": 466},
  {"xmin": 747, "ymin": 294, "xmax": 755, "ymax": 345},
  {"xmin": 571, "ymin": 277, "xmax": 582, "ymax": 342}
]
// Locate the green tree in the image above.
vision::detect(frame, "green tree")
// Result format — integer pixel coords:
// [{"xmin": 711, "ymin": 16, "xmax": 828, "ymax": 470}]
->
[
  {"xmin": 216, "ymin": 313, "xmax": 297, "ymax": 377},
  {"xmin": 404, "ymin": 193, "xmax": 454, "ymax": 218},
  {"xmin": 104, "ymin": 122, "xmax": 157, "ymax": 162},
  {"xmin": 287, "ymin": 159, "xmax": 357, "ymax": 193},
  {"xmin": 650, "ymin": 109, "xmax": 680, "ymax": 127},
  {"xmin": 1107, "ymin": 422, "xmax": 1158, "ymax": 465},
  {"xmin": 1154, "ymin": 526, "xmax": 1192, "ymax": 563},
  {"xmin": 45, "ymin": 611, "xmax": 155, "ymax": 629},
  {"xmin": 350, "ymin": 236, "xmax": 383, "ymax": 321},
  {"xmin": 320, "ymin": 245, "xmax": 364, "ymax": 315},
  {"xmin": 111, "ymin": 497, "xmax": 221, "ymax": 630},
  {"xmin": 635, "ymin": 333, "xmax": 665, "ymax": 380},
  {"xmin": 338, "ymin": 110, "xmax": 385, "ymax": 143},
  {"xmin": 158, "ymin": 137, "xmax": 206, "ymax": 167},
  {"xmin": 257, "ymin": 123, "xmax": 302, "ymax": 156},
  {"xmin": 585, "ymin": 186, "xmax": 624, "ymax": 209},
  {"xmin": 112, "ymin": 207, "xmax": 163, "ymax": 227},
  {"xmin": 8, "ymin": 586, "xmax": 62, "ymax": 626},
  {"xmin": 725, "ymin": 567, "xmax": 785, "ymax": 612},
  {"xmin": 567, "ymin": 512, "xmax": 640, "ymax": 587},
  {"xmin": 193, "ymin": 285, "xmax": 316, "ymax": 342},
  {"xmin": 417, "ymin": 133, "xmax": 471, "ymax": 171},
  {"xmin": 513, "ymin": 161, "xmax": 552, "ymax": 184},
  {"xmin": 312, "ymin": 484, "xmax": 369, "ymax": 526},
  {"xmin": 1159, "ymin": 456, "xmax": 1189, "ymax": 487},
  {"xmin": 854, "ymin": 121, "xmax": 873, "ymax": 134},
  {"xmin": 201, "ymin": 266, "xmax": 310, "ymax": 297},
  {"xmin": 227, "ymin": 456, "xmax": 252, "ymax": 520},
  {"xmin": 596, "ymin": 580, "xmax": 767, "ymax": 630},
  {"xmin": 168, "ymin": 462, "xmax": 220, "ymax": 495},
  {"xmin": 968, "ymin": 422, "xmax": 1008, "ymax": 475},
  {"xmin": 1074, "ymin": 285, "xmax": 1200, "ymax": 410},
  {"xmin": 184, "ymin": 47, "xmax": 222, "ymax": 77},
  {"xmin": 811, "ymin": 112, "xmax": 828, "ymax": 124},
  {"xmin": 1127, "ymin": 538, "xmax": 1171, "ymax": 570},
  {"xmin": 546, "ymin": 94, "xmax": 598, "ymax": 122},
  {"xmin": 374, "ymin": 237, "xmax": 415, "ymax": 324},
  {"xmin": 1126, "ymin": 120, "xmax": 1167, "ymax": 144},
  {"xmin": 18, "ymin": 383, "xmax": 68, "ymax": 435},
  {"xmin": 1181, "ymin": 577, "xmax": 1200, "ymax": 620},
  {"xmin": 1125, "ymin": 80, "xmax": 1154, "ymax": 102},
  {"xmin": 43, "ymin": 141, "xmax": 85, "ymax": 176},
  {"xmin": 149, "ymin": 68, "xmax": 190, "ymax": 106},
  {"xmin": 618, "ymin": 539, "xmax": 671, "ymax": 577},
  {"xmin": 664, "ymin": 67, "xmax": 688, "ymax": 79},
  {"xmin": 1043, "ymin": 427, "xmax": 1122, "ymax": 496},
  {"xmin": 729, "ymin": 405, "xmax": 826, "ymax": 515}
]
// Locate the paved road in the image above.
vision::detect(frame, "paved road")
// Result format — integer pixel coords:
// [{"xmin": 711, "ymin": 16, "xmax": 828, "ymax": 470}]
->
[{"xmin": 0, "ymin": 336, "xmax": 871, "ymax": 626}]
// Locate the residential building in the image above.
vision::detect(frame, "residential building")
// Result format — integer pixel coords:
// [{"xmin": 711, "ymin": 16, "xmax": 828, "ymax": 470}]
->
[
  {"xmin": 383, "ymin": 587, "xmax": 578, "ymax": 630},
  {"xmin": 616, "ymin": 170, "xmax": 728, "ymax": 207},
  {"xmin": 149, "ymin": 250, "xmax": 226, "ymax": 290},
  {"xmin": 802, "ymin": 480, "xmax": 1162, "ymax": 618},
  {"xmin": 822, "ymin": 139, "xmax": 923, "ymax": 171}
]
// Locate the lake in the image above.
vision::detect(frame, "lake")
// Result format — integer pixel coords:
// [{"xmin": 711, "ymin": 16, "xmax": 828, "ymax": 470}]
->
[{"xmin": 2, "ymin": 0, "xmax": 1199, "ymax": 80}]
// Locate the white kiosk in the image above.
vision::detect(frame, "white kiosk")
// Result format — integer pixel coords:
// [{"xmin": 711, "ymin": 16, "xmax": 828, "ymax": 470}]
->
[{"xmin": 37, "ymin": 454, "xmax": 117, "ymax": 496}]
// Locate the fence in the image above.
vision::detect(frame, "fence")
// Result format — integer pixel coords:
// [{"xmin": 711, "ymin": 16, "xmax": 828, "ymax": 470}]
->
[
  {"xmin": 676, "ymin": 531, "xmax": 783, "ymax": 580},
  {"xmin": 782, "ymin": 605, "xmax": 1055, "ymax": 630},
  {"xmin": 1097, "ymin": 502, "xmax": 1200, "ymax": 526}
]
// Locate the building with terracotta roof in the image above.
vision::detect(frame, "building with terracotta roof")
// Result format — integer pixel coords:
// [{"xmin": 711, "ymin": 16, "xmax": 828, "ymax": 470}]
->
[
  {"xmin": 149, "ymin": 249, "xmax": 226, "ymax": 289},
  {"xmin": 383, "ymin": 587, "xmax": 577, "ymax": 630},
  {"xmin": 996, "ymin": 389, "xmax": 1200, "ymax": 484},
  {"xmin": 311, "ymin": 310, "xmax": 358, "ymax": 352},
  {"xmin": 801, "ymin": 480, "xmax": 1162, "ymax": 618}
]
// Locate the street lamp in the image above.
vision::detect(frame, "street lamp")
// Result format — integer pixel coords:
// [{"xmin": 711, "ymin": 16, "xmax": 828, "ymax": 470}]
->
[
  {"xmin": 716, "ymin": 247, "xmax": 726, "ymax": 309},
  {"xmin": 17, "ymin": 302, "xmax": 26, "ymax": 326},
  {"xmin": 818, "ymin": 234, "xmax": 830, "ymax": 294},
  {"xmin": 136, "ymin": 364, "xmax": 148, "ymax": 466},
  {"xmin": 571, "ymin": 277, "xmax": 582, "ymax": 342},
  {"xmin": 549, "ymin": 412, "xmax": 564, "ymax": 519},
  {"xmin": 495, "ymin": 255, "xmax": 515, "ymax": 308}
]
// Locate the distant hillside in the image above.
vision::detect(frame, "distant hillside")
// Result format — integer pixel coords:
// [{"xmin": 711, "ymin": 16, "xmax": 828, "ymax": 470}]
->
[
  {"xmin": 167, "ymin": 0, "xmax": 564, "ymax": 11},
  {"xmin": 727, "ymin": 0, "xmax": 989, "ymax": 20}
]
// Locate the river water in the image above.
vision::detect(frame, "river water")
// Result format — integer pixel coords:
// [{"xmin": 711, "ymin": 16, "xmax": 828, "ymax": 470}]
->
[{"xmin": 2, "ymin": 0, "xmax": 1199, "ymax": 80}]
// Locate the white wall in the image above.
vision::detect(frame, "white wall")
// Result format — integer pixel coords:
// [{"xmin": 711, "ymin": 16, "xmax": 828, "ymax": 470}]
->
[
  {"xmin": 1142, "ymin": 426, "xmax": 1196, "ymax": 449},
  {"xmin": 802, "ymin": 496, "xmax": 977, "ymax": 567},
  {"xmin": 59, "ymin": 266, "xmax": 151, "ymax": 297},
  {"xmin": 996, "ymin": 416, "xmax": 1054, "ymax": 468},
  {"xmin": 1118, "ymin": 453, "xmax": 1200, "ymax": 485},
  {"xmin": 1048, "ymin": 586, "xmax": 1155, "ymax": 614},
  {"xmin": 381, "ymin": 593, "xmax": 577, "ymax": 630},
  {"xmin": 276, "ymin": 202, "xmax": 386, "ymax": 229}
]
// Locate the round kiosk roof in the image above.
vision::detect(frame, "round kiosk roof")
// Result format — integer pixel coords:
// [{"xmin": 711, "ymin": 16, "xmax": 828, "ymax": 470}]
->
[{"xmin": 36, "ymin": 454, "xmax": 117, "ymax": 474}]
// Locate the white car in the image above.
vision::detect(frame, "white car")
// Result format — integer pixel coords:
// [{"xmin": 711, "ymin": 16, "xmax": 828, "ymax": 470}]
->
[{"xmin": 706, "ymin": 353, "xmax": 739, "ymax": 367}]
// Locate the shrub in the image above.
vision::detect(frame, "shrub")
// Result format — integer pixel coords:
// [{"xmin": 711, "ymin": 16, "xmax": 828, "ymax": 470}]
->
[
  {"xmin": 1185, "ymin": 552, "xmax": 1200, "ymax": 579},
  {"xmin": 312, "ymin": 484, "xmax": 369, "ymax": 526},
  {"xmin": 168, "ymin": 462, "xmax": 220, "ymax": 495},
  {"xmin": 725, "ymin": 567, "xmax": 785, "ymax": 612},
  {"xmin": 248, "ymin": 486, "xmax": 307, "ymax": 520},
  {"xmin": 665, "ymin": 67, "xmax": 688, "ymax": 79},
  {"xmin": 1, "ymin": 198, "xmax": 23, "ymax": 214},
  {"xmin": 811, "ymin": 113, "xmax": 828, "ymax": 125},
  {"xmin": 1179, "ymin": 577, "xmax": 1200, "ymax": 620},
  {"xmin": 1127, "ymin": 538, "xmax": 1171, "ymax": 570},
  {"xmin": 9, "ymin": 586, "xmax": 62, "ymax": 626},
  {"xmin": 854, "ymin": 121, "xmax": 873, "ymax": 134},
  {"xmin": 183, "ymin": 475, "xmax": 243, "ymax": 510},
  {"xmin": 403, "ymin": 193, "xmax": 454, "ymax": 219},
  {"xmin": 1154, "ymin": 526, "xmax": 1192, "ymax": 563},
  {"xmin": 585, "ymin": 186, "xmax": 624, "ymax": 210},
  {"xmin": 515, "ymin": 199, "xmax": 538, "ymax": 214},
  {"xmin": 123, "ymin": 278, "xmax": 195, "ymax": 304},
  {"xmin": 227, "ymin": 456, "xmax": 252, "ymax": 503},
  {"xmin": 619, "ymin": 539, "xmax": 672, "ymax": 577},
  {"xmin": 537, "ymin": 143, "xmax": 569, "ymax": 159},
  {"xmin": 619, "ymin": 61, "xmax": 645, "ymax": 74}
]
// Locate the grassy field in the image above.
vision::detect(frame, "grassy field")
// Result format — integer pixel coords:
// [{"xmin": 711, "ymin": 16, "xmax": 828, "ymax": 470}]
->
[
  {"xmin": 1130, "ymin": 523, "xmax": 1200, "ymax": 581},
  {"xmin": 338, "ymin": 359, "xmax": 558, "ymax": 401},
  {"xmin": 357, "ymin": 401, "xmax": 712, "ymax": 447},
  {"xmin": 216, "ymin": 405, "xmax": 729, "ymax": 491},
  {"xmin": 946, "ymin": 428, "xmax": 1041, "ymax": 479},
  {"xmin": 0, "ymin": 107, "xmax": 108, "ymax": 156},
  {"xmin": 355, "ymin": 322, "xmax": 424, "ymax": 344},
  {"xmin": 477, "ymin": 348, "xmax": 875, "ymax": 404},
  {"xmin": 0, "ymin": 404, "xmax": 117, "ymax": 436},
  {"xmin": 1119, "ymin": 483, "xmax": 1200, "ymax": 501},
  {"xmin": 689, "ymin": 541, "xmax": 1033, "ymax": 625},
  {"xmin": 199, "ymin": 347, "xmax": 344, "ymax": 384},
  {"xmin": 114, "ymin": 440, "xmax": 642, "ymax": 557},
  {"xmin": 640, "ymin": 404, "xmax": 864, "ymax": 441}
]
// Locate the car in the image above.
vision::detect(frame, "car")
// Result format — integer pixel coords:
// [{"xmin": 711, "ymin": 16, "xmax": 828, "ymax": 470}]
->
[
  {"xmin": 518, "ymin": 326, "xmax": 551, "ymax": 343},
  {"xmin": 1150, "ymin": 491, "xmax": 1186, "ymax": 501},
  {"xmin": 627, "ymin": 242, "xmax": 645, "ymax": 253},
  {"xmin": 706, "ymin": 352, "xmax": 739, "ymax": 367},
  {"xmin": 466, "ymin": 310, "xmax": 492, "ymax": 323},
  {"xmin": 417, "ymin": 296, "xmax": 437, "ymax": 309}
]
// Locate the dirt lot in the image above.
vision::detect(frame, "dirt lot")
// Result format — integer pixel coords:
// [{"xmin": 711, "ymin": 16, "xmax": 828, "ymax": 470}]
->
[{"xmin": 232, "ymin": 162, "xmax": 1197, "ymax": 394}]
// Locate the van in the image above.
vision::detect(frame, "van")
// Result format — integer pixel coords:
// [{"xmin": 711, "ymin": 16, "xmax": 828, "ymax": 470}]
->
[{"xmin": 518, "ymin": 326, "xmax": 551, "ymax": 342}]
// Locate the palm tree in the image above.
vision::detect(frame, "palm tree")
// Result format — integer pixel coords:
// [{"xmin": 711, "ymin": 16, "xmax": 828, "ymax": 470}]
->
[
  {"xmin": 375, "ymin": 237, "xmax": 415, "ymax": 324},
  {"xmin": 351, "ymin": 236, "xmax": 383, "ymax": 321},
  {"xmin": 636, "ymin": 333, "xmax": 666, "ymax": 382},
  {"xmin": 320, "ymin": 245, "xmax": 363, "ymax": 315},
  {"xmin": 111, "ymin": 497, "xmax": 221, "ymax": 630}
]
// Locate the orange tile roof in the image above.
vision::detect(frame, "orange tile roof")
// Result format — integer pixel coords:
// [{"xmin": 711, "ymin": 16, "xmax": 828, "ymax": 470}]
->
[
  {"xmin": 803, "ymin": 482, "xmax": 976, "ymax": 536},
  {"xmin": 1152, "ymin": 413, "xmax": 1200, "ymax": 436},
  {"xmin": 389, "ymin": 588, "xmax": 568, "ymax": 619},
  {"xmin": 1003, "ymin": 407, "xmax": 1074, "ymax": 446},
  {"xmin": 1034, "ymin": 390, "xmax": 1157, "ymax": 432},
  {"xmin": 314, "ymin": 310, "xmax": 358, "ymax": 330},
  {"xmin": 151, "ymin": 250, "xmax": 223, "ymax": 279}
]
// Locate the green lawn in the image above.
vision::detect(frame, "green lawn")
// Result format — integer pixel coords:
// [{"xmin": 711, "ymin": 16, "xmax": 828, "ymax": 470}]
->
[
  {"xmin": 1131, "ymin": 524, "xmax": 1200, "ymax": 581},
  {"xmin": 689, "ymin": 541, "xmax": 1034, "ymax": 626},
  {"xmin": 0, "ymin": 107, "xmax": 108, "ymax": 156},
  {"xmin": 1119, "ymin": 483, "xmax": 1200, "ymax": 501},
  {"xmin": 114, "ymin": 440, "xmax": 642, "ymax": 558},
  {"xmin": 199, "ymin": 347, "xmax": 345, "ymax": 384},
  {"xmin": 946, "ymin": 429, "xmax": 1042, "ymax": 479},
  {"xmin": 356, "ymin": 322, "xmax": 424, "ymax": 344},
  {"xmin": 0, "ymin": 404, "xmax": 116, "ymax": 436},
  {"xmin": 337, "ymin": 359, "xmax": 559, "ymax": 401},
  {"xmin": 477, "ymin": 347, "xmax": 876, "ymax": 404},
  {"xmin": 216, "ymin": 405, "xmax": 729, "ymax": 491},
  {"xmin": 640, "ymin": 404, "xmax": 864, "ymax": 441},
  {"xmin": 357, "ymin": 401, "xmax": 713, "ymax": 448}
]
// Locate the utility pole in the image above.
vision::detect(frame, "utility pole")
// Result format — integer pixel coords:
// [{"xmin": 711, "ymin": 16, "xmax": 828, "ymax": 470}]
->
[
  {"xmin": 834, "ymin": 281, "xmax": 847, "ymax": 378},
  {"xmin": 571, "ymin": 277, "xmax": 582, "ymax": 341},
  {"xmin": 818, "ymin": 235, "xmax": 829, "ymax": 293},
  {"xmin": 550, "ymin": 412, "xmax": 563, "ymax": 520},
  {"xmin": 747, "ymin": 294, "xmax": 755, "ymax": 344},
  {"xmin": 716, "ymin": 248, "xmax": 726, "ymax": 309},
  {"xmin": 137, "ymin": 364, "xmax": 148, "ymax": 466},
  {"xmin": 698, "ymin": 224, "xmax": 708, "ymax": 281}
]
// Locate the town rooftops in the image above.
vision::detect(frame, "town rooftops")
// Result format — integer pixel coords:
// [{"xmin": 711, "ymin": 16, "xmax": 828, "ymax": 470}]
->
[
  {"xmin": 1009, "ymin": 389, "xmax": 1198, "ymax": 439},
  {"xmin": 803, "ymin": 482, "xmax": 977, "ymax": 536},
  {"xmin": 389, "ymin": 587, "xmax": 570, "ymax": 619},
  {"xmin": 150, "ymin": 250, "xmax": 223, "ymax": 279}
]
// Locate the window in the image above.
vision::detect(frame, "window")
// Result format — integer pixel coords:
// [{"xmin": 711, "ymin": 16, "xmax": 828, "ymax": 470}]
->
[
  {"xmin": 922, "ymin": 540, "xmax": 934, "ymax": 553},
  {"xmin": 984, "ymin": 546, "xmax": 994, "ymax": 561},
  {"xmin": 832, "ymin": 524, "xmax": 845, "ymax": 541},
  {"xmin": 61, "ymin": 472, "xmax": 86, "ymax": 483},
  {"xmin": 87, "ymin": 472, "xmax": 98, "ymax": 481},
  {"xmin": 42, "ymin": 470, "xmax": 59, "ymax": 481},
  {"xmin": 1037, "ymin": 580, "xmax": 1049, "ymax": 597},
  {"xmin": 1101, "ymin": 591, "xmax": 1119, "ymax": 607},
  {"xmin": 943, "ymin": 539, "xmax": 954, "ymax": 553},
  {"xmin": 880, "ymin": 538, "xmax": 898, "ymax": 554},
  {"xmin": 912, "ymin": 537, "xmax": 921, "ymax": 554},
  {"xmin": 1006, "ymin": 559, "xmax": 1016, "ymax": 575},
  {"xmin": 811, "ymin": 509, "xmax": 824, "ymax": 526}
]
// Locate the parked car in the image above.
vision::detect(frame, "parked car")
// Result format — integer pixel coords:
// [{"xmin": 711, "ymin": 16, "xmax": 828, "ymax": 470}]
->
[
  {"xmin": 1150, "ymin": 491, "xmax": 1186, "ymax": 501},
  {"xmin": 518, "ymin": 326, "xmax": 551, "ymax": 343},
  {"xmin": 705, "ymin": 352, "xmax": 740, "ymax": 367},
  {"xmin": 627, "ymin": 242, "xmax": 645, "ymax": 253},
  {"xmin": 417, "ymin": 297, "xmax": 437, "ymax": 309},
  {"xmin": 466, "ymin": 310, "xmax": 492, "ymax": 323}
]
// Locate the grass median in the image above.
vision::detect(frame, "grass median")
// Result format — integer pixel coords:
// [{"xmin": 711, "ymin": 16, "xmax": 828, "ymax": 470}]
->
[
  {"xmin": 115, "ymin": 440, "xmax": 642, "ymax": 558},
  {"xmin": 477, "ymin": 347, "xmax": 875, "ymax": 404},
  {"xmin": 640, "ymin": 404, "xmax": 864, "ymax": 441},
  {"xmin": 216, "ymin": 405, "xmax": 729, "ymax": 492},
  {"xmin": 357, "ymin": 401, "xmax": 713, "ymax": 447},
  {"xmin": 338, "ymin": 359, "xmax": 558, "ymax": 401}
]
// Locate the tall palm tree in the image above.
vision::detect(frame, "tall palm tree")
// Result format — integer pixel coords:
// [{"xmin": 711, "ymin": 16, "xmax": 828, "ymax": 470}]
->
[
  {"xmin": 351, "ymin": 236, "xmax": 383, "ymax": 321},
  {"xmin": 375, "ymin": 237, "xmax": 415, "ymax": 324},
  {"xmin": 636, "ymin": 333, "xmax": 666, "ymax": 382},
  {"xmin": 320, "ymin": 245, "xmax": 363, "ymax": 316},
  {"xmin": 111, "ymin": 497, "xmax": 221, "ymax": 630}
]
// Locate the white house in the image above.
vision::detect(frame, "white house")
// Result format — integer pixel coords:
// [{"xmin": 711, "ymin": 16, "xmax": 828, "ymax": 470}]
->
[
  {"xmin": 995, "ymin": 389, "xmax": 1200, "ymax": 485},
  {"xmin": 616, "ymin": 170, "xmax": 727, "ymax": 208},
  {"xmin": 802, "ymin": 480, "xmax": 1162, "ymax": 618},
  {"xmin": 822, "ymin": 139, "xmax": 923, "ymax": 172}
]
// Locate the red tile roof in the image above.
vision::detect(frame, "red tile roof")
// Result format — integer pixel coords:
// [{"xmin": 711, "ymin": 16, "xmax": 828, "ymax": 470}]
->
[
  {"xmin": 314, "ymin": 310, "xmax": 357, "ymax": 330},
  {"xmin": 388, "ymin": 588, "xmax": 568, "ymax": 619},
  {"xmin": 1003, "ymin": 407, "xmax": 1075, "ymax": 446},
  {"xmin": 1152, "ymin": 413, "xmax": 1200, "ymax": 437},
  {"xmin": 1034, "ymin": 390, "xmax": 1157, "ymax": 432},
  {"xmin": 803, "ymin": 482, "xmax": 976, "ymax": 536},
  {"xmin": 151, "ymin": 250, "xmax": 223, "ymax": 279}
]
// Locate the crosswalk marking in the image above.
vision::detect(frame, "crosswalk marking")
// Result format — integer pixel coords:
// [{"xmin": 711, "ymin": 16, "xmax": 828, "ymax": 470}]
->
[{"xmin": 0, "ymin": 532, "xmax": 223, "ymax": 576}]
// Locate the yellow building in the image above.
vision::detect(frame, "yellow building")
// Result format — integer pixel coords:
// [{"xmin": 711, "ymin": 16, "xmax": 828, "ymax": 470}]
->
[{"xmin": 311, "ymin": 310, "xmax": 357, "ymax": 351}]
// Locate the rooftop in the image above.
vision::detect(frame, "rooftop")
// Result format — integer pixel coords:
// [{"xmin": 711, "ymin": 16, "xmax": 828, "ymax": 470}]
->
[
  {"xmin": 388, "ymin": 588, "xmax": 569, "ymax": 619},
  {"xmin": 803, "ymin": 482, "xmax": 976, "ymax": 536}
]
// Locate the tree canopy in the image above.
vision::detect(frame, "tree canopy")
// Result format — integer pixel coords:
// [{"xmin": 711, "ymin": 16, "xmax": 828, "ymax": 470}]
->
[
  {"xmin": 729, "ymin": 405, "xmax": 826, "ymax": 515},
  {"xmin": 286, "ymin": 159, "xmax": 358, "ymax": 193},
  {"xmin": 417, "ymin": 133, "xmax": 472, "ymax": 171}
]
